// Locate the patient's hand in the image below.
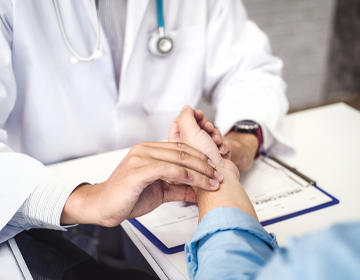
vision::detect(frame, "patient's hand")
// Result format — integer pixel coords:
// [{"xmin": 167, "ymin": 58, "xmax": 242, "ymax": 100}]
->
[
  {"xmin": 168, "ymin": 106, "xmax": 239, "ymax": 178},
  {"xmin": 169, "ymin": 106, "xmax": 257, "ymax": 221}
]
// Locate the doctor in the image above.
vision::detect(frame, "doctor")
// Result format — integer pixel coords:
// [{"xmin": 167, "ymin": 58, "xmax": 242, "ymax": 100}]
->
[{"xmin": 0, "ymin": 0, "xmax": 290, "ymax": 261}]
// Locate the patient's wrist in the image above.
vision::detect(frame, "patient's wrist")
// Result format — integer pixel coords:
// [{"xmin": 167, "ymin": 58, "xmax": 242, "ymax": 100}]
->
[
  {"xmin": 196, "ymin": 167, "xmax": 257, "ymax": 221},
  {"xmin": 215, "ymin": 157, "xmax": 240, "ymax": 179}
]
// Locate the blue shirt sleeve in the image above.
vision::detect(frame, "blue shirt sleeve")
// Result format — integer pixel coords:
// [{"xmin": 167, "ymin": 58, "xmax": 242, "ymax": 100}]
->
[
  {"xmin": 185, "ymin": 207, "xmax": 278, "ymax": 280},
  {"xmin": 185, "ymin": 207, "xmax": 360, "ymax": 280},
  {"xmin": 255, "ymin": 222, "xmax": 360, "ymax": 280}
]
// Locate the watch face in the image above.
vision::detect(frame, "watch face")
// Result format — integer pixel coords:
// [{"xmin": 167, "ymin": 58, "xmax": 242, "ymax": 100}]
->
[
  {"xmin": 238, "ymin": 120, "xmax": 257, "ymax": 126},
  {"xmin": 235, "ymin": 121, "xmax": 259, "ymax": 130}
]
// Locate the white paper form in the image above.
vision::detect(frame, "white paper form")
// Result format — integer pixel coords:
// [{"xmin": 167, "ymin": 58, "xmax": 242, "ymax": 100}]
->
[
  {"xmin": 135, "ymin": 156, "xmax": 332, "ymax": 249},
  {"xmin": 136, "ymin": 202, "xmax": 199, "ymax": 248},
  {"xmin": 240, "ymin": 157, "xmax": 332, "ymax": 222}
]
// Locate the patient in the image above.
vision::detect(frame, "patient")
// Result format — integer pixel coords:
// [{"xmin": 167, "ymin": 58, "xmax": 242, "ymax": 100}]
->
[{"xmin": 172, "ymin": 106, "xmax": 360, "ymax": 280}]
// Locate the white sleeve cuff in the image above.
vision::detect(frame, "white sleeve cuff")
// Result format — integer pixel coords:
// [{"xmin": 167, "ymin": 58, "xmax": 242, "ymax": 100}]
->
[{"xmin": 9, "ymin": 176, "xmax": 86, "ymax": 231}]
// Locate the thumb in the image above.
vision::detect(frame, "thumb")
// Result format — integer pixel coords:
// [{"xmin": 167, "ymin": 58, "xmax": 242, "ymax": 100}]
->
[
  {"xmin": 177, "ymin": 105, "xmax": 200, "ymax": 137},
  {"xmin": 168, "ymin": 117, "xmax": 180, "ymax": 142}
]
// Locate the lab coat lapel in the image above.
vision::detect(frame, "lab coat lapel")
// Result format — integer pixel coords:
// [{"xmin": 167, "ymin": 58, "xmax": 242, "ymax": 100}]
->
[{"xmin": 120, "ymin": 0, "xmax": 150, "ymax": 93}]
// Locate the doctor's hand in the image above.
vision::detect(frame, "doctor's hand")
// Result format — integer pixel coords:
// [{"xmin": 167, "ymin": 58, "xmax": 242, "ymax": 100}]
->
[
  {"xmin": 223, "ymin": 132, "xmax": 259, "ymax": 172},
  {"xmin": 60, "ymin": 142, "xmax": 223, "ymax": 227}
]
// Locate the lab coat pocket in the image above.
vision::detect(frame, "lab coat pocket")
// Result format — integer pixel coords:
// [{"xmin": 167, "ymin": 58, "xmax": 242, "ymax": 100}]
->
[{"xmin": 143, "ymin": 26, "xmax": 205, "ymax": 114}]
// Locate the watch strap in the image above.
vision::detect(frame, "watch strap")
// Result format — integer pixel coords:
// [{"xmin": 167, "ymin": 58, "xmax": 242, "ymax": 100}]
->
[
  {"xmin": 231, "ymin": 121, "xmax": 263, "ymax": 159},
  {"xmin": 254, "ymin": 124, "xmax": 263, "ymax": 159}
]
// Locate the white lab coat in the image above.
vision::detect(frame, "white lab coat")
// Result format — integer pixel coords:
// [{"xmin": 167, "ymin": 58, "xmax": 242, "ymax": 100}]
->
[{"xmin": 0, "ymin": 0, "xmax": 290, "ymax": 245}]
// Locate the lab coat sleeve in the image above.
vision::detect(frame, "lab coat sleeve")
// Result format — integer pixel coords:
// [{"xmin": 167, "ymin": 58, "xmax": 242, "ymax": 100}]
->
[
  {"xmin": 8, "ymin": 176, "xmax": 85, "ymax": 231},
  {"xmin": 0, "ymin": 1, "xmax": 82, "ymax": 243},
  {"xmin": 185, "ymin": 207, "xmax": 278, "ymax": 280},
  {"xmin": 204, "ymin": 0, "xmax": 292, "ymax": 153},
  {"xmin": 0, "ymin": 170, "xmax": 84, "ymax": 244},
  {"xmin": 0, "ymin": 0, "xmax": 15, "ymax": 154}
]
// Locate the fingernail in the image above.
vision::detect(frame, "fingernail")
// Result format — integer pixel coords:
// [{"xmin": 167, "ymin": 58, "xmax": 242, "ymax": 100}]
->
[
  {"xmin": 210, "ymin": 179, "xmax": 219, "ymax": 188},
  {"xmin": 214, "ymin": 171, "xmax": 223, "ymax": 181},
  {"xmin": 188, "ymin": 172, "xmax": 194, "ymax": 181},
  {"xmin": 219, "ymin": 146, "xmax": 226, "ymax": 153},
  {"xmin": 214, "ymin": 134, "xmax": 221, "ymax": 143},
  {"xmin": 206, "ymin": 121, "xmax": 214, "ymax": 129},
  {"xmin": 181, "ymin": 106, "xmax": 188, "ymax": 112},
  {"xmin": 208, "ymin": 159, "xmax": 216, "ymax": 168}
]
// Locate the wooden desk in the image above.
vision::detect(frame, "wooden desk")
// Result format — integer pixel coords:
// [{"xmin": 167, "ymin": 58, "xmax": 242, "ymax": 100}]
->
[{"xmin": 47, "ymin": 103, "xmax": 360, "ymax": 280}]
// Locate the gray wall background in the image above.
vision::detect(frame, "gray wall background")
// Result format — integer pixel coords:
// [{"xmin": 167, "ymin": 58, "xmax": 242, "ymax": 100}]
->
[
  {"xmin": 325, "ymin": 0, "xmax": 360, "ymax": 99},
  {"xmin": 198, "ymin": 0, "xmax": 336, "ymax": 118}
]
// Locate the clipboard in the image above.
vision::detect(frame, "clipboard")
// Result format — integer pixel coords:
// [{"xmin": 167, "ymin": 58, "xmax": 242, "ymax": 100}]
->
[
  {"xmin": 258, "ymin": 153, "xmax": 339, "ymax": 225},
  {"xmin": 128, "ymin": 219, "xmax": 185, "ymax": 254},
  {"xmin": 129, "ymin": 154, "xmax": 339, "ymax": 254},
  {"xmin": 259, "ymin": 184, "xmax": 339, "ymax": 226}
]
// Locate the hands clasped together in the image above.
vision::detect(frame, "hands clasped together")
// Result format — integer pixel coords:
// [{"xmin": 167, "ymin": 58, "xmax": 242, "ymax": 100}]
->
[{"xmin": 61, "ymin": 106, "xmax": 256, "ymax": 227}]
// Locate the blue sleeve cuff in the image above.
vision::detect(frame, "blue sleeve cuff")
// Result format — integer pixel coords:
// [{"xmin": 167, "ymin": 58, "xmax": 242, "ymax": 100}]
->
[{"xmin": 185, "ymin": 207, "xmax": 278, "ymax": 279}]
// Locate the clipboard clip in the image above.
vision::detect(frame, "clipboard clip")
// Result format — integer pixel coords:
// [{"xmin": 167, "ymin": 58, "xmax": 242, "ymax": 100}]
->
[{"xmin": 263, "ymin": 153, "xmax": 316, "ymax": 186}]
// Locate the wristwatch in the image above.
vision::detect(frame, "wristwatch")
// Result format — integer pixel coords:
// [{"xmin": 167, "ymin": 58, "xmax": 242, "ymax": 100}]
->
[{"xmin": 230, "ymin": 120, "xmax": 263, "ymax": 159}]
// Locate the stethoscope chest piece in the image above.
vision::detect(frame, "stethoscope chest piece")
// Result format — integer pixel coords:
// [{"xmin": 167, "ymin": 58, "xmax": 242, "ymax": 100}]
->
[
  {"xmin": 148, "ymin": 30, "xmax": 173, "ymax": 57},
  {"xmin": 149, "ymin": 0, "xmax": 173, "ymax": 57}
]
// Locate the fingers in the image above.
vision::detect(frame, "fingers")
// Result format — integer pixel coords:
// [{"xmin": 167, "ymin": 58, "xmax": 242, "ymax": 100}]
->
[
  {"xmin": 198, "ymin": 117, "xmax": 215, "ymax": 134},
  {"xmin": 169, "ymin": 107, "xmax": 203, "ymax": 142},
  {"xmin": 193, "ymin": 109, "xmax": 204, "ymax": 122},
  {"xmin": 178, "ymin": 105, "xmax": 199, "ymax": 134},
  {"xmin": 179, "ymin": 105, "xmax": 222, "ymax": 146},
  {"xmin": 212, "ymin": 130, "xmax": 223, "ymax": 146},
  {"xmin": 142, "ymin": 161, "xmax": 221, "ymax": 191},
  {"xmin": 184, "ymin": 166, "xmax": 222, "ymax": 190},
  {"xmin": 219, "ymin": 138, "xmax": 231, "ymax": 159},
  {"xmin": 138, "ymin": 143, "xmax": 222, "ymax": 183},
  {"xmin": 140, "ymin": 142, "xmax": 209, "ymax": 163},
  {"xmin": 168, "ymin": 118, "xmax": 180, "ymax": 142},
  {"xmin": 162, "ymin": 183, "xmax": 197, "ymax": 203},
  {"xmin": 181, "ymin": 105, "xmax": 203, "ymax": 122},
  {"xmin": 198, "ymin": 117, "xmax": 223, "ymax": 146}
]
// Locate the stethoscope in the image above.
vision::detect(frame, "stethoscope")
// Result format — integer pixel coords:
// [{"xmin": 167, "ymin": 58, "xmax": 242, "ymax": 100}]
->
[
  {"xmin": 53, "ymin": 0, "xmax": 173, "ymax": 64},
  {"xmin": 148, "ymin": 0, "xmax": 173, "ymax": 57}
]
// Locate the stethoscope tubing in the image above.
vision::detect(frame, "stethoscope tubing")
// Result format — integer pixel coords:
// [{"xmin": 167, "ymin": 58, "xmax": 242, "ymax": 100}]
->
[
  {"xmin": 54, "ymin": 0, "xmax": 172, "ymax": 62},
  {"xmin": 157, "ymin": 0, "xmax": 165, "ymax": 29},
  {"xmin": 151, "ymin": 0, "xmax": 173, "ymax": 56},
  {"xmin": 53, "ymin": 0, "xmax": 101, "ymax": 62}
]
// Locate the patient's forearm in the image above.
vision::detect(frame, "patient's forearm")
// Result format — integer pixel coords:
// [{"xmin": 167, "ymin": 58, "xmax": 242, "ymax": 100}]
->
[{"xmin": 196, "ymin": 167, "xmax": 258, "ymax": 221}]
